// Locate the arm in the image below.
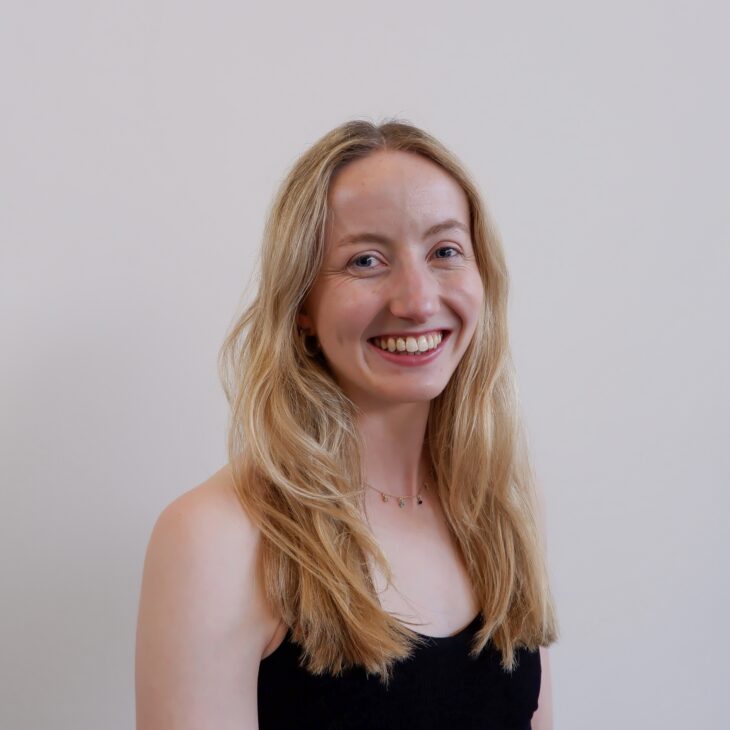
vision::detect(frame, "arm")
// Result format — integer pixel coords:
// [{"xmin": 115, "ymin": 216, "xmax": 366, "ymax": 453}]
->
[
  {"xmin": 532, "ymin": 477, "xmax": 554, "ymax": 730},
  {"xmin": 532, "ymin": 646, "xmax": 553, "ymax": 730},
  {"xmin": 135, "ymin": 471, "xmax": 270, "ymax": 730}
]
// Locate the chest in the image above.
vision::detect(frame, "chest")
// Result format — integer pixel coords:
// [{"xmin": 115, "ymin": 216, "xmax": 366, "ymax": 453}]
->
[
  {"xmin": 365, "ymin": 493, "xmax": 478, "ymax": 636},
  {"xmin": 261, "ymin": 497, "xmax": 478, "ymax": 661}
]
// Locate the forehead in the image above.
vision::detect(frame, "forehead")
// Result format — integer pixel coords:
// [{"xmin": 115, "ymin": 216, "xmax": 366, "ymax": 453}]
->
[{"xmin": 326, "ymin": 150, "xmax": 470, "ymax": 238}]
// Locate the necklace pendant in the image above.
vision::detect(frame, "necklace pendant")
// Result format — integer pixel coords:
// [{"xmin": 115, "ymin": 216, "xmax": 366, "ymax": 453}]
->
[
  {"xmin": 381, "ymin": 494, "xmax": 389, "ymax": 503},
  {"xmin": 417, "ymin": 495, "xmax": 423, "ymax": 505},
  {"xmin": 398, "ymin": 497, "xmax": 406, "ymax": 508}
]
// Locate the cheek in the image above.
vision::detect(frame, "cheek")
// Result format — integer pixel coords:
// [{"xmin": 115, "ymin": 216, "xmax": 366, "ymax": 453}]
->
[
  {"xmin": 317, "ymin": 287, "xmax": 375, "ymax": 341},
  {"xmin": 452, "ymin": 271, "xmax": 485, "ymax": 318},
  {"xmin": 470, "ymin": 275, "xmax": 486, "ymax": 312}
]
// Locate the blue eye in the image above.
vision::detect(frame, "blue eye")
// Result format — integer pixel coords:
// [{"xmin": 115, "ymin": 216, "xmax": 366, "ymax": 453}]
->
[
  {"xmin": 434, "ymin": 246, "xmax": 460, "ymax": 259},
  {"xmin": 350, "ymin": 254, "xmax": 379, "ymax": 269}
]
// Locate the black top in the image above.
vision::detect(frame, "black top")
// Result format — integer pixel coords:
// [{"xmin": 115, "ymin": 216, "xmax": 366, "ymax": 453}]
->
[{"xmin": 257, "ymin": 613, "xmax": 541, "ymax": 729}]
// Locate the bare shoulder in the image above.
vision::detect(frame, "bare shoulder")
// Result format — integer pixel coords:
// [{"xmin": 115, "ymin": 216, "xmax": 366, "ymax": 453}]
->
[
  {"xmin": 157, "ymin": 464, "xmax": 261, "ymax": 559},
  {"xmin": 135, "ymin": 464, "xmax": 275, "ymax": 730}
]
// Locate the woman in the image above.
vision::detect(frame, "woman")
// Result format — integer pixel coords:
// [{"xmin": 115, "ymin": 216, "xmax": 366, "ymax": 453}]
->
[{"xmin": 136, "ymin": 119, "xmax": 559, "ymax": 729}]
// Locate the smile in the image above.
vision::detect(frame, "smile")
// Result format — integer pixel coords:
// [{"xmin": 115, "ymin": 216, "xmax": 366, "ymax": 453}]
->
[{"xmin": 366, "ymin": 330, "xmax": 450, "ymax": 366}]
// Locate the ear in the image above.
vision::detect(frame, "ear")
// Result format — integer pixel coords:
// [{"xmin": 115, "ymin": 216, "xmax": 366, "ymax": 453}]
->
[{"xmin": 297, "ymin": 309, "xmax": 313, "ymax": 333}]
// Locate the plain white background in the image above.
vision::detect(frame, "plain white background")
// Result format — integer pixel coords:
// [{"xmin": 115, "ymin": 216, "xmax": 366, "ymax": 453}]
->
[{"xmin": 2, "ymin": 2, "xmax": 728, "ymax": 728}]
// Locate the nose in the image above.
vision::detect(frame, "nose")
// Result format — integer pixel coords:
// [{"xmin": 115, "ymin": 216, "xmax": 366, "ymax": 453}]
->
[{"xmin": 387, "ymin": 259, "xmax": 439, "ymax": 324}]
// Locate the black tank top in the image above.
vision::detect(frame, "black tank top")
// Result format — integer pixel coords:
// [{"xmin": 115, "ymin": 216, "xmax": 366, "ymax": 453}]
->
[{"xmin": 257, "ymin": 613, "xmax": 541, "ymax": 729}]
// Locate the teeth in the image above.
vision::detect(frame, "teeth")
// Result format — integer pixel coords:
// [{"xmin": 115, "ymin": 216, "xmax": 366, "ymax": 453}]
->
[{"xmin": 372, "ymin": 331, "xmax": 443, "ymax": 354}]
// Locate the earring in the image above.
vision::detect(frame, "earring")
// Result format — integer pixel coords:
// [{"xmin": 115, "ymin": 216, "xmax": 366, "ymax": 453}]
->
[{"xmin": 299, "ymin": 327, "xmax": 321, "ymax": 357}]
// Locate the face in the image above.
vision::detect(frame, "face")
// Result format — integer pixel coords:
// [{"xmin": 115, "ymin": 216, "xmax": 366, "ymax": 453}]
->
[{"xmin": 298, "ymin": 149, "xmax": 485, "ymax": 409}]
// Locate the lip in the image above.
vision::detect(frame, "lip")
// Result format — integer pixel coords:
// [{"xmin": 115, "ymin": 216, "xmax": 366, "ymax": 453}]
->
[
  {"xmin": 366, "ymin": 330, "xmax": 451, "ymax": 367},
  {"xmin": 369, "ymin": 328, "xmax": 450, "ymax": 339}
]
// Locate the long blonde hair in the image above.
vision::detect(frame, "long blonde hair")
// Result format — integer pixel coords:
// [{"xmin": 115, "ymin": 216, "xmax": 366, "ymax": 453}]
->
[{"xmin": 218, "ymin": 118, "xmax": 558, "ymax": 684}]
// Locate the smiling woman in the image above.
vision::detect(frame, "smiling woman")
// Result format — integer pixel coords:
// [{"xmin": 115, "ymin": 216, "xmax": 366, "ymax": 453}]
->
[
  {"xmin": 135, "ymin": 118, "xmax": 559, "ymax": 730},
  {"xmin": 297, "ymin": 149, "xmax": 484, "ymax": 408}
]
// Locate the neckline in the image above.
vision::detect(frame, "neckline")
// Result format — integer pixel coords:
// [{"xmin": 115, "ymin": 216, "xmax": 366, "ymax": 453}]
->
[
  {"xmin": 408, "ymin": 612, "xmax": 481, "ymax": 641},
  {"xmin": 261, "ymin": 612, "xmax": 482, "ymax": 663}
]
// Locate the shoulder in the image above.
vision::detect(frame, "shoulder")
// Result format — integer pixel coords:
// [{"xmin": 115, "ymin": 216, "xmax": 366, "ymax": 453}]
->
[
  {"xmin": 135, "ymin": 464, "xmax": 277, "ymax": 729},
  {"xmin": 152, "ymin": 464, "xmax": 260, "ymax": 567}
]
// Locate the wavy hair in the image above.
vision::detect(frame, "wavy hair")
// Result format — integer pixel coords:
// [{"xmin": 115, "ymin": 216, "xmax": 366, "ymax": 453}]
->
[{"xmin": 218, "ymin": 118, "xmax": 559, "ymax": 684}]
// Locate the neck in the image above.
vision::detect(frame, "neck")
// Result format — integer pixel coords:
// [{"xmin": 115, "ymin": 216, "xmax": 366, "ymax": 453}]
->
[{"xmin": 356, "ymin": 400, "xmax": 431, "ymax": 497}]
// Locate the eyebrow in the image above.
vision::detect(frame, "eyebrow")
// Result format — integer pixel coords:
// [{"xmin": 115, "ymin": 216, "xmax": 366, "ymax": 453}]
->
[{"xmin": 336, "ymin": 218, "xmax": 470, "ymax": 247}]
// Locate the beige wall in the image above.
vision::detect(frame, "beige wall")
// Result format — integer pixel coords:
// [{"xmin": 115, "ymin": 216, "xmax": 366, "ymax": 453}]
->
[{"xmin": 2, "ymin": 1, "xmax": 728, "ymax": 727}]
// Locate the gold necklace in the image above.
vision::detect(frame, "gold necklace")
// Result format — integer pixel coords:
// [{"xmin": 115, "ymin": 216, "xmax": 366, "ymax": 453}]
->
[{"xmin": 364, "ymin": 481, "xmax": 428, "ymax": 508}]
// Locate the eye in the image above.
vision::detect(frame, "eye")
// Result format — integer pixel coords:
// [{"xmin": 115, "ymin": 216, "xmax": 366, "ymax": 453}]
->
[
  {"xmin": 433, "ymin": 245, "xmax": 462, "ymax": 260},
  {"xmin": 348, "ymin": 253, "xmax": 381, "ymax": 270}
]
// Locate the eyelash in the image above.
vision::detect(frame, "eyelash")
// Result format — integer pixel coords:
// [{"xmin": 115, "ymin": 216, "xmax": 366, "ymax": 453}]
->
[{"xmin": 348, "ymin": 246, "xmax": 462, "ymax": 271}]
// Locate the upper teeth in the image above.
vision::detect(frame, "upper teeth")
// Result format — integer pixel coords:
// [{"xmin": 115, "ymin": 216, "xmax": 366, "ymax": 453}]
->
[{"xmin": 372, "ymin": 331, "xmax": 443, "ymax": 353}]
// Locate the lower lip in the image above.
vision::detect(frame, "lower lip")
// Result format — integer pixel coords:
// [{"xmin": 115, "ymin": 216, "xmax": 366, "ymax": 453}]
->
[{"xmin": 366, "ymin": 332, "xmax": 450, "ymax": 367}]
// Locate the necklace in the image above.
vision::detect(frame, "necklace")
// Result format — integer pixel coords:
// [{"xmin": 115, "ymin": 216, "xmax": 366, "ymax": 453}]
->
[{"xmin": 365, "ymin": 481, "xmax": 428, "ymax": 508}]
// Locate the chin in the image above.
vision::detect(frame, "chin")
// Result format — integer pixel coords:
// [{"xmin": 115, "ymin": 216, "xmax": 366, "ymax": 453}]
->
[{"xmin": 373, "ymin": 384, "xmax": 446, "ymax": 405}]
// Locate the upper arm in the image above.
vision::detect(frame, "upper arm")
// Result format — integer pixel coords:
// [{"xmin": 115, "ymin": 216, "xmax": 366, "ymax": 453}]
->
[
  {"xmin": 532, "ymin": 647, "xmax": 553, "ymax": 730},
  {"xmin": 135, "ymin": 470, "xmax": 270, "ymax": 730},
  {"xmin": 532, "ymin": 480, "xmax": 554, "ymax": 729}
]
